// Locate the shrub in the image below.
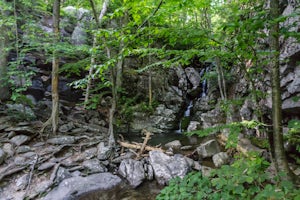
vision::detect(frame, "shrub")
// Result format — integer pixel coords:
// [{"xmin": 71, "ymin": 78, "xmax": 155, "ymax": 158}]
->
[{"xmin": 156, "ymin": 153, "xmax": 300, "ymax": 200}]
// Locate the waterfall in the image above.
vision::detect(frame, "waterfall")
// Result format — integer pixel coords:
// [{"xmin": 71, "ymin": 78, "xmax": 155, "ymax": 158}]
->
[
  {"xmin": 176, "ymin": 100, "xmax": 193, "ymax": 133},
  {"xmin": 200, "ymin": 66, "xmax": 209, "ymax": 98},
  {"xmin": 184, "ymin": 101, "xmax": 193, "ymax": 117}
]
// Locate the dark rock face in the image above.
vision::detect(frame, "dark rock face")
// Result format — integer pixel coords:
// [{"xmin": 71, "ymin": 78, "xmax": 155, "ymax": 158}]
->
[{"xmin": 43, "ymin": 173, "xmax": 122, "ymax": 200}]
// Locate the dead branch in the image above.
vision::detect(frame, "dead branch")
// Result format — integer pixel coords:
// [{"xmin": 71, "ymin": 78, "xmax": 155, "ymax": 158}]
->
[
  {"xmin": 118, "ymin": 141, "xmax": 164, "ymax": 152},
  {"xmin": 137, "ymin": 129, "xmax": 153, "ymax": 158},
  {"xmin": 25, "ymin": 154, "xmax": 39, "ymax": 195}
]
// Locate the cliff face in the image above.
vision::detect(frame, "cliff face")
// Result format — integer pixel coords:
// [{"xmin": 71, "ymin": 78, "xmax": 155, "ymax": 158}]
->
[{"xmin": 126, "ymin": 0, "xmax": 300, "ymax": 133}]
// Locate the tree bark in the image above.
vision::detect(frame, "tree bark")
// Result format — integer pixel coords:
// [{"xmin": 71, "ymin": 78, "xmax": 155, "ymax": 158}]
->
[
  {"xmin": 40, "ymin": 0, "xmax": 60, "ymax": 135},
  {"xmin": 269, "ymin": 0, "xmax": 294, "ymax": 182},
  {"xmin": 84, "ymin": 0, "xmax": 110, "ymax": 108},
  {"xmin": 0, "ymin": 3, "xmax": 10, "ymax": 101},
  {"xmin": 51, "ymin": 0, "xmax": 60, "ymax": 134}
]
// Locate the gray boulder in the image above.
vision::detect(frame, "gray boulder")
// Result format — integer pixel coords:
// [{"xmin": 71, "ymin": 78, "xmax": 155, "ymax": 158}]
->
[
  {"xmin": 118, "ymin": 159, "xmax": 145, "ymax": 188},
  {"xmin": 10, "ymin": 135, "xmax": 31, "ymax": 146},
  {"xmin": 43, "ymin": 173, "xmax": 121, "ymax": 200},
  {"xmin": 149, "ymin": 151, "xmax": 191, "ymax": 185},
  {"xmin": 212, "ymin": 152, "xmax": 229, "ymax": 167},
  {"xmin": 197, "ymin": 139, "xmax": 220, "ymax": 159}
]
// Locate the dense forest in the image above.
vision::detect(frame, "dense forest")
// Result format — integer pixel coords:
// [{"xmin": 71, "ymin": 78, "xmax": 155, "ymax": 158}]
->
[{"xmin": 0, "ymin": 0, "xmax": 300, "ymax": 199}]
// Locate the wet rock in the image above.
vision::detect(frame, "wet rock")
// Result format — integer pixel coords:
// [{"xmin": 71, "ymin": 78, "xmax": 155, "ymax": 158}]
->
[
  {"xmin": 197, "ymin": 139, "xmax": 220, "ymax": 159},
  {"xmin": 16, "ymin": 174, "xmax": 29, "ymax": 191},
  {"xmin": 97, "ymin": 142, "xmax": 111, "ymax": 160},
  {"xmin": 164, "ymin": 140, "xmax": 182, "ymax": 150},
  {"xmin": 3, "ymin": 143, "xmax": 14, "ymax": 157},
  {"xmin": 55, "ymin": 167, "xmax": 73, "ymax": 183},
  {"xmin": 47, "ymin": 136, "xmax": 75, "ymax": 145},
  {"xmin": 16, "ymin": 145, "xmax": 31, "ymax": 154},
  {"xmin": 0, "ymin": 148, "xmax": 6, "ymax": 165},
  {"xmin": 82, "ymin": 159, "xmax": 107, "ymax": 173},
  {"xmin": 43, "ymin": 173, "xmax": 122, "ymax": 200},
  {"xmin": 10, "ymin": 135, "xmax": 31, "ymax": 146},
  {"xmin": 118, "ymin": 159, "xmax": 145, "ymax": 188},
  {"xmin": 212, "ymin": 152, "xmax": 229, "ymax": 167},
  {"xmin": 149, "ymin": 151, "xmax": 191, "ymax": 185}
]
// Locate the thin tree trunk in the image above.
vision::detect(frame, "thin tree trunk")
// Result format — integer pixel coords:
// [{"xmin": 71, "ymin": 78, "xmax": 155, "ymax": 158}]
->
[
  {"xmin": 40, "ymin": 0, "xmax": 60, "ymax": 135},
  {"xmin": 0, "ymin": 4, "xmax": 10, "ymax": 100},
  {"xmin": 51, "ymin": 0, "xmax": 60, "ymax": 134},
  {"xmin": 270, "ymin": 0, "xmax": 294, "ymax": 182},
  {"xmin": 84, "ymin": 0, "xmax": 110, "ymax": 108}
]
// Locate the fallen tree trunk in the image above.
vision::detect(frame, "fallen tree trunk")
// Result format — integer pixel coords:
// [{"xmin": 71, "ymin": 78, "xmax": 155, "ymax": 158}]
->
[{"xmin": 117, "ymin": 141, "xmax": 164, "ymax": 152}]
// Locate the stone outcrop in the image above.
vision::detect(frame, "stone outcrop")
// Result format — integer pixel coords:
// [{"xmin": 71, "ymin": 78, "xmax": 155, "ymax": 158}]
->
[
  {"xmin": 149, "ymin": 151, "xmax": 191, "ymax": 185},
  {"xmin": 118, "ymin": 159, "xmax": 146, "ymax": 188},
  {"xmin": 43, "ymin": 173, "xmax": 121, "ymax": 200}
]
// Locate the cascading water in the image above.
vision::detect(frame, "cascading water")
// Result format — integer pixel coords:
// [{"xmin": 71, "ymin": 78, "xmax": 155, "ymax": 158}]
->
[
  {"xmin": 177, "ymin": 100, "xmax": 193, "ymax": 133},
  {"xmin": 177, "ymin": 65, "xmax": 210, "ymax": 133},
  {"xmin": 200, "ymin": 66, "xmax": 209, "ymax": 98},
  {"xmin": 184, "ymin": 100, "xmax": 193, "ymax": 117}
]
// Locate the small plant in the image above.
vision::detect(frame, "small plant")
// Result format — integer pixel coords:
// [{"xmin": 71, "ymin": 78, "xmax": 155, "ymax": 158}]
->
[{"xmin": 156, "ymin": 153, "xmax": 300, "ymax": 200}]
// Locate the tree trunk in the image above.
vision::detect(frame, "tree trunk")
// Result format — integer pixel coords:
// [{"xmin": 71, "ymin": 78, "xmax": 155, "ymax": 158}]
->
[
  {"xmin": 108, "ymin": 47, "xmax": 123, "ymax": 147},
  {"xmin": 269, "ymin": 0, "xmax": 294, "ymax": 182},
  {"xmin": 40, "ymin": 0, "xmax": 60, "ymax": 135},
  {"xmin": 84, "ymin": 0, "xmax": 110, "ymax": 108},
  {"xmin": 0, "ymin": 3, "xmax": 10, "ymax": 101},
  {"xmin": 51, "ymin": 0, "xmax": 60, "ymax": 134}
]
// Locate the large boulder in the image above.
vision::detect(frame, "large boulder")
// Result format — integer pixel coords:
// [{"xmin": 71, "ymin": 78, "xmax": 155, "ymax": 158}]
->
[
  {"xmin": 43, "ymin": 173, "xmax": 121, "ymax": 200},
  {"xmin": 118, "ymin": 159, "xmax": 146, "ymax": 188},
  {"xmin": 149, "ymin": 151, "xmax": 191, "ymax": 185}
]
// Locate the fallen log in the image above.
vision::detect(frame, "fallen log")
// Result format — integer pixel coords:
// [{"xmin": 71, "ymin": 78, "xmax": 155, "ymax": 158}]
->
[{"xmin": 117, "ymin": 141, "xmax": 164, "ymax": 152}]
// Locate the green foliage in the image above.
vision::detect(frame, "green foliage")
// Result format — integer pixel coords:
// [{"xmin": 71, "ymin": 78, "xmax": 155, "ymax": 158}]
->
[
  {"xmin": 286, "ymin": 119, "xmax": 300, "ymax": 153},
  {"xmin": 157, "ymin": 154, "xmax": 300, "ymax": 200},
  {"xmin": 249, "ymin": 137, "xmax": 270, "ymax": 149},
  {"xmin": 186, "ymin": 120, "xmax": 265, "ymax": 149}
]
